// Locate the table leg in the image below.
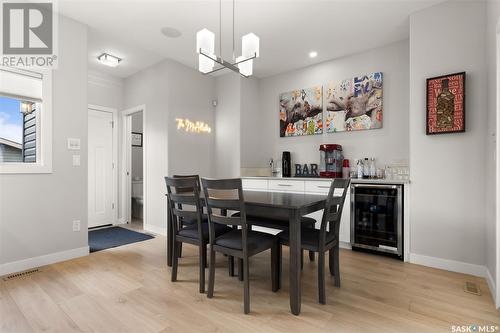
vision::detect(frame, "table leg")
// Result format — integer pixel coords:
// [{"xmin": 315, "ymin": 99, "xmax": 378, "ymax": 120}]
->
[
  {"xmin": 167, "ymin": 205, "xmax": 173, "ymax": 267},
  {"xmin": 289, "ymin": 209, "xmax": 301, "ymax": 315}
]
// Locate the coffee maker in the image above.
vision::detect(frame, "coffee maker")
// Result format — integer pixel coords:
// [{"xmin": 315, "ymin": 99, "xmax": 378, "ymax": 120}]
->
[{"xmin": 319, "ymin": 144, "xmax": 343, "ymax": 178}]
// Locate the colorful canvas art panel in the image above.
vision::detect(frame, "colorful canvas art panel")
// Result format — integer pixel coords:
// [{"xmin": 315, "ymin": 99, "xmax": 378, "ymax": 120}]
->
[
  {"xmin": 279, "ymin": 86, "xmax": 323, "ymax": 137},
  {"xmin": 426, "ymin": 72, "xmax": 465, "ymax": 135},
  {"xmin": 325, "ymin": 72, "xmax": 383, "ymax": 132}
]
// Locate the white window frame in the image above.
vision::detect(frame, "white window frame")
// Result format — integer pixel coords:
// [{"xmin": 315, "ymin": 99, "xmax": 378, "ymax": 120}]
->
[{"xmin": 0, "ymin": 67, "xmax": 52, "ymax": 174}]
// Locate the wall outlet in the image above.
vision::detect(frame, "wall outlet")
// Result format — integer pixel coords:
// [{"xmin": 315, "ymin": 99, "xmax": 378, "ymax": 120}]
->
[{"xmin": 72, "ymin": 220, "xmax": 81, "ymax": 232}]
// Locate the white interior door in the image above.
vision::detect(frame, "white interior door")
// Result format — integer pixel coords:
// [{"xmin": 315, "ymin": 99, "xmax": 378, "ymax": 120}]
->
[{"xmin": 88, "ymin": 109, "xmax": 114, "ymax": 228}]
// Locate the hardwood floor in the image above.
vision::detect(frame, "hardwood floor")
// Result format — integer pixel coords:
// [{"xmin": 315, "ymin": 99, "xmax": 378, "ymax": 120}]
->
[{"xmin": 1, "ymin": 232, "xmax": 498, "ymax": 333}]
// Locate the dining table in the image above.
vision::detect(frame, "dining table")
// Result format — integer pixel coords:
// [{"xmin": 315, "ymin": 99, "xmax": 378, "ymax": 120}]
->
[{"xmin": 166, "ymin": 189, "xmax": 328, "ymax": 316}]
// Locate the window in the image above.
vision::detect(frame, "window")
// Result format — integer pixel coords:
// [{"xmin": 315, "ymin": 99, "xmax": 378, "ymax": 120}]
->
[{"xmin": 0, "ymin": 67, "xmax": 52, "ymax": 173}]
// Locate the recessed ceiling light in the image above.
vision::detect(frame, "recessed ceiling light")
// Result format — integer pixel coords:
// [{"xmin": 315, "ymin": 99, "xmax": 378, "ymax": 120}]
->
[
  {"xmin": 97, "ymin": 53, "xmax": 121, "ymax": 67},
  {"xmin": 309, "ymin": 51, "xmax": 318, "ymax": 58},
  {"xmin": 161, "ymin": 27, "xmax": 182, "ymax": 38}
]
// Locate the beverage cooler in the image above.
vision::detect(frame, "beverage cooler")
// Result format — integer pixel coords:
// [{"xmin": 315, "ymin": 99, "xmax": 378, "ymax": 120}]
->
[{"xmin": 350, "ymin": 184, "xmax": 403, "ymax": 259}]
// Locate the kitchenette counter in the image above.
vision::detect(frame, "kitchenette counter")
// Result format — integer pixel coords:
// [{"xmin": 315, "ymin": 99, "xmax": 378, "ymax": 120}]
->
[{"xmin": 242, "ymin": 176, "xmax": 409, "ymax": 185}]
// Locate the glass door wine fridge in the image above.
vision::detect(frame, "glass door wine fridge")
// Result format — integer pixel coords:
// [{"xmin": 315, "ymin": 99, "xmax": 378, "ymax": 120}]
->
[{"xmin": 350, "ymin": 184, "xmax": 403, "ymax": 259}]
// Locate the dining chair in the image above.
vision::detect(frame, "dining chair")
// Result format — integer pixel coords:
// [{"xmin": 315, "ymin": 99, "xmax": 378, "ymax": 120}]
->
[
  {"xmin": 165, "ymin": 176, "xmax": 232, "ymax": 293},
  {"xmin": 172, "ymin": 174, "xmax": 205, "ymax": 258},
  {"xmin": 231, "ymin": 213, "xmax": 317, "ymax": 264},
  {"xmin": 278, "ymin": 178, "xmax": 350, "ymax": 304},
  {"xmin": 201, "ymin": 178, "xmax": 280, "ymax": 314}
]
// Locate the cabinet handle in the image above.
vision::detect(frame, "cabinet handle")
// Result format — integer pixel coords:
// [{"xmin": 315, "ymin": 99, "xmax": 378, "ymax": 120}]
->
[
  {"xmin": 277, "ymin": 184, "xmax": 292, "ymax": 187},
  {"xmin": 317, "ymin": 185, "xmax": 330, "ymax": 188}
]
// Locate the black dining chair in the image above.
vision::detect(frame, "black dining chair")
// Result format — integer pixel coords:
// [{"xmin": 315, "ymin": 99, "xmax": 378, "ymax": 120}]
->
[
  {"xmin": 201, "ymin": 178, "xmax": 280, "ymax": 314},
  {"xmin": 231, "ymin": 213, "xmax": 317, "ymax": 265},
  {"xmin": 278, "ymin": 178, "xmax": 350, "ymax": 304},
  {"xmin": 171, "ymin": 174, "xmax": 205, "ymax": 258},
  {"xmin": 165, "ymin": 176, "xmax": 232, "ymax": 293}
]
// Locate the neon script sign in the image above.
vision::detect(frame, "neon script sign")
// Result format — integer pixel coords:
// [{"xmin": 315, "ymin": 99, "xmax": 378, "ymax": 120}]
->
[{"xmin": 175, "ymin": 118, "xmax": 211, "ymax": 134}]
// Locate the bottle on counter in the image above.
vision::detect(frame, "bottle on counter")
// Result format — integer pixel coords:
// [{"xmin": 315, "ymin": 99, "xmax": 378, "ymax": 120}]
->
[
  {"xmin": 342, "ymin": 159, "xmax": 350, "ymax": 179},
  {"xmin": 363, "ymin": 158, "xmax": 370, "ymax": 179},
  {"xmin": 357, "ymin": 159, "xmax": 364, "ymax": 179},
  {"xmin": 369, "ymin": 158, "xmax": 376, "ymax": 179}
]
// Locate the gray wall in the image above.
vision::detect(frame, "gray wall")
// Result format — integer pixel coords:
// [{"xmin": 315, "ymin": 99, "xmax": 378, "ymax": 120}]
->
[
  {"xmin": 214, "ymin": 75, "xmax": 241, "ymax": 177},
  {"xmin": 254, "ymin": 40, "xmax": 410, "ymax": 169},
  {"xmin": 123, "ymin": 58, "xmax": 216, "ymax": 234},
  {"xmin": 409, "ymin": 1, "xmax": 487, "ymax": 267},
  {"xmin": 0, "ymin": 16, "xmax": 88, "ymax": 265}
]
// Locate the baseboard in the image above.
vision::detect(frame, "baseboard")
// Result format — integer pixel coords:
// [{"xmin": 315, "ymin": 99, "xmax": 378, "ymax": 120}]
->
[
  {"xmin": 143, "ymin": 224, "xmax": 166, "ymax": 236},
  {"xmin": 0, "ymin": 246, "xmax": 89, "ymax": 277},
  {"xmin": 339, "ymin": 241, "xmax": 351, "ymax": 250},
  {"xmin": 485, "ymin": 268, "xmax": 496, "ymax": 304},
  {"xmin": 409, "ymin": 252, "xmax": 486, "ymax": 277}
]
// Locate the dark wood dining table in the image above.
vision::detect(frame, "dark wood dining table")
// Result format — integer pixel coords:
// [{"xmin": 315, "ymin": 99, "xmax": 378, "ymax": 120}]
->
[{"xmin": 166, "ymin": 190, "xmax": 328, "ymax": 315}]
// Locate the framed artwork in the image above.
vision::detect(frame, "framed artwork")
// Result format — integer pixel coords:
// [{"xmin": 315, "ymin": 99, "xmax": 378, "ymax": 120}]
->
[
  {"xmin": 279, "ymin": 86, "xmax": 323, "ymax": 137},
  {"xmin": 325, "ymin": 72, "xmax": 383, "ymax": 132},
  {"xmin": 426, "ymin": 72, "xmax": 465, "ymax": 135},
  {"xmin": 131, "ymin": 132, "xmax": 143, "ymax": 147}
]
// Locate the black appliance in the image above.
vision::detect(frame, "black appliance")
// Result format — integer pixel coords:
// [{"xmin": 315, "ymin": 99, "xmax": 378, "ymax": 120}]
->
[
  {"xmin": 282, "ymin": 151, "xmax": 291, "ymax": 177},
  {"xmin": 351, "ymin": 183, "xmax": 403, "ymax": 259}
]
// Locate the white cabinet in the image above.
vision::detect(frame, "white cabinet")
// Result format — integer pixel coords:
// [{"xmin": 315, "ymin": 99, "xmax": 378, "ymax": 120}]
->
[
  {"xmin": 242, "ymin": 178, "xmax": 268, "ymax": 191},
  {"xmin": 242, "ymin": 177, "xmax": 351, "ymax": 246},
  {"xmin": 268, "ymin": 179, "xmax": 305, "ymax": 193}
]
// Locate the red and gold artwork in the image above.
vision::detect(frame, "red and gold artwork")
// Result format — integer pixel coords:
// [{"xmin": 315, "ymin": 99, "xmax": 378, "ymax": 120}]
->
[{"xmin": 426, "ymin": 72, "xmax": 465, "ymax": 135}]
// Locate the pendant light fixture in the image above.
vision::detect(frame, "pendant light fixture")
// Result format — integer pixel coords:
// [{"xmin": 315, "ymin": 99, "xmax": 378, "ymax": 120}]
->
[{"xmin": 196, "ymin": 0, "xmax": 259, "ymax": 77}]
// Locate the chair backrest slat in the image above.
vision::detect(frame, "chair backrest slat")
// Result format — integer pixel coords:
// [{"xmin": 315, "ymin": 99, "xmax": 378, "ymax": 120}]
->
[{"xmin": 211, "ymin": 214, "xmax": 242, "ymax": 226}]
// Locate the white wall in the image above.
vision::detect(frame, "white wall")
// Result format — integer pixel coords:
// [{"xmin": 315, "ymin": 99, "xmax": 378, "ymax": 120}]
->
[
  {"xmin": 409, "ymin": 1, "xmax": 487, "ymax": 273},
  {"xmin": 131, "ymin": 112, "xmax": 143, "ymax": 180},
  {"xmin": 254, "ymin": 40, "xmax": 409, "ymax": 170},
  {"xmin": 88, "ymin": 70, "xmax": 123, "ymax": 110},
  {"xmin": 214, "ymin": 74, "xmax": 241, "ymax": 177},
  {"xmin": 486, "ymin": 0, "xmax": 500, "ymax": 306},
  {"xmin": 166, "ymin": 62, "xmax": 216, "ymax": 177},
  {"xmin": 123, "ymin": 58, "xmax": 216, "ymax": 234},
  {"xmin": 0, "ymin": 16, "xmax": 89, "ymax": 272},
  {"xmin": 240, "ymin": 77, "xmax": 266, "ymax": 168}
]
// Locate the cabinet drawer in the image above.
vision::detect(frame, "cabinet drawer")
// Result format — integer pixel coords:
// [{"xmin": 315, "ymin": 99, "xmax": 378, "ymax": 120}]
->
[
  {"xmin": 268, "ymin": 179, "xmax": 305, "ymax": 192},
  {"xmin": 242, "ymin": 178, "xmax": 268, "ymax": 190},
  {"xmin": 305, "ymin": 180, "xmax": 332, "ymax": 194}
]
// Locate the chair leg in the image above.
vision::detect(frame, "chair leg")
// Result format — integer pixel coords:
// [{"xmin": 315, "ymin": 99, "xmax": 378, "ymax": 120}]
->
[
  {"xmin": 179, "ymin": 243, "xmax": 183, "ymax": 258},
  {"xmin": 309, "ymin": 251, "xmax": 315, "ymax": 262},
  {"xmin": 238, "ymin": 258, "xmax": 244, "ymax": 281},
  {"xmin": 271, "ymin": 240, "xmax": 279, "ymax": 292},
  {"xmin": 331, "ymin": 245, "xmax": 341, "ymax": 287},
  {"xmin": 278, "ymin": 245, "xmax": 282, "ymax": 290},
  {"xmin": 203, "ymin": 244, "xmax": 208, "ymax": 269},
  {"xmin": 207, "ymin": 246, "xmax": 216, "ymax": 298},
  {"xmin": 318, "ymin": 251, "xmax": 326, "ymax": 304},
  {"xmin": 243, "ymin": 257, "xmax": 250, "ymax": 314},
  {"xmin": 228, "ymin": 256, "xmax": 235, "ymax": 276},
  {"xmin": 171, "ymin": 240, "xmax": 179, "ymax": 282},
  {"xmin": 199, "ymin": 243, "xmax": 206, "ymax": 293}
]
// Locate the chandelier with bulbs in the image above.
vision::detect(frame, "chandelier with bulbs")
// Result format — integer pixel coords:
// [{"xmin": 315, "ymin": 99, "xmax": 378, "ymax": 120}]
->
[{"xmin": 196, "ymin": 0, "xmax": 259, "ymax": 77}]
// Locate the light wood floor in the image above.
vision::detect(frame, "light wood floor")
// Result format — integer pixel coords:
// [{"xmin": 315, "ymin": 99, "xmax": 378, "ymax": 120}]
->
[{"xmin": 1, "ymin": 230, "xmax": 499, "ymax": 333}]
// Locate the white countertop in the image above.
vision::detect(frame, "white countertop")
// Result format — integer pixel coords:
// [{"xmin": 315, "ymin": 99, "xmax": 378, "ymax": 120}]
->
[{"xmin": 242, "ymin": 176, "xmax": 409, "ymax": 185}]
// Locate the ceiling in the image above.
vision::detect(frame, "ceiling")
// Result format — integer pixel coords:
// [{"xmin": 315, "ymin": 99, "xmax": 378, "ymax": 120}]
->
[{"xmin": 58, "ymin": 0, "xmax": 444, "ymax": 79}]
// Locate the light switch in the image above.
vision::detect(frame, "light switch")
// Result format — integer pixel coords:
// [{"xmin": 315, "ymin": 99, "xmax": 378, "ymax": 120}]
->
[{"xmin": 72, "ymin": 154, "xmax": 81, "ymax": 166}]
